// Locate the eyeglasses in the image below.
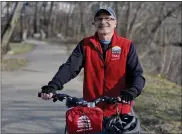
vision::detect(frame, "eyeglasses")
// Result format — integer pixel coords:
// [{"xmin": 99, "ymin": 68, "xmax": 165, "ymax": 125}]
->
[{"xmin": 95, "ymin": 17, "xmax": 116, "ymax": 22}]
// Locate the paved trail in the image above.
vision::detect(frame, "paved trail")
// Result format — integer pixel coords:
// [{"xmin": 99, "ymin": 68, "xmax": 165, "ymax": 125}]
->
[{"xmin": 1, "ymin": 40, "xmax": 83, "ymax": 134}]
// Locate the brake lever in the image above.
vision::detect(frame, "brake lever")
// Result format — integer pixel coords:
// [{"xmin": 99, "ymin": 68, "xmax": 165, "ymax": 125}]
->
[
  {"xmin": 103, "ymin": 96, "xmax": 117, "ymax": 104},
  {"xmin": 52, "ymin": 93, "xmax": 68, "ymax": 102},
  {"xmin": 52, "ymin": 93, "xmax": 58, "ymax": 102},
  {"xmin": 53, "ymin": 97, "xmax": 57, "ymax": 102}
]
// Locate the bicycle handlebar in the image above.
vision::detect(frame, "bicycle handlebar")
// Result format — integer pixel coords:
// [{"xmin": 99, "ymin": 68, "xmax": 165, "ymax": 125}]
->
[
  {"xmin": 38, "ymin": 92, "xmax": 69, "ymax": 102},
  {"xmin": 38, "ymin": 92, "xmax": 129, "ymax": 107}
]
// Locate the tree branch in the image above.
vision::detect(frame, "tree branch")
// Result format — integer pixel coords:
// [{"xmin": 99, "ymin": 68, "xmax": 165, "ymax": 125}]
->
[{"xmin": 128, "ymin": 2, "xmax": 143, "ymax": 34}]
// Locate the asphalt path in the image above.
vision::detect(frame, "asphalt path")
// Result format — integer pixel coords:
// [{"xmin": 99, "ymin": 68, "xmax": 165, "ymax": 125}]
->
[{"xmin": 1, "ymin": 40, "xmax": 83, "ymax": 134}]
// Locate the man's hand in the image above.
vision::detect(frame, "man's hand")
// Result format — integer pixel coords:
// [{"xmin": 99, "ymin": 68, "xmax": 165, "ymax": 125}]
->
[
  {"xmin": 120, "ymin": 89, "xmax": 136, "ymax": 103},
  {"xmin": 41, "ymin": 85, "xmax": 56, "ymax": 100}
]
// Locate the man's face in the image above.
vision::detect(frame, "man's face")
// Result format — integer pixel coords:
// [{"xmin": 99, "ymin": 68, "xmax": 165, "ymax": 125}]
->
[{"xmin": 94, "ymin": 12, "xmax": 117, "ymax": 34}]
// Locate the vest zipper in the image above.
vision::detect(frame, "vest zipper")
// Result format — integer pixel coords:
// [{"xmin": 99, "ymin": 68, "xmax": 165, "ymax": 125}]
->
[
  {"xmin": 88, "ymin": 41, "xmax": 106, "ymax": 67},
  {"xmin": 89, "ymin": 41, "xmax": 106, "ymax": 100}
]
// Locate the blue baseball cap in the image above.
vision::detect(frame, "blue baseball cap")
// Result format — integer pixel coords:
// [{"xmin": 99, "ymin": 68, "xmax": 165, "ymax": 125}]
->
[{"xmin": 94, "ymin": 7, "xmax": 116, "ymax": 19}]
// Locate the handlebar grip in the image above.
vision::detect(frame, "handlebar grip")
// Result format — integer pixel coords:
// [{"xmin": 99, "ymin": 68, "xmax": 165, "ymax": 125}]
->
[{"xmin": 38, "ymin": 92, "xmax": 57, "ymax": 102}]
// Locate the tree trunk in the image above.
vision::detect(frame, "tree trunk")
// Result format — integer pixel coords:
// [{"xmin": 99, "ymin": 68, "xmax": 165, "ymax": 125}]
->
[
  {"xmin": 65, "ymin": 11, "xmax": 69, "ymax": 37},
  {"xmin": 43, "ymin": 2, "xmax": 47, "ymax": 26},
  {"xmin": 1, "ymin": 2, "xmax": 24, "ymax": 56},
  {"xmin": 33, "ymin": 2, "xmax": 40, "ymax": 34},
  {"xmin": 80, "ymin": 2, "xmax": 86, "ymax": 37},
  {"xmin": 20, "ymin": 7, "xmax": 24, "ymax": 41},
  {"xmin": 47, "ymin": 2, "xmax": 54, "ymax": 38},
  {"xmin": 126, "ymin": 2, "xmax": 131, "ymax": 38},
  {"xmin": 115, "ymin": 2, "xmax": 120, "ymax": 34},
  {"xmin": 33, "ymin": 2, "xmax": 37, "ymax": 33},
  {"xmin": 6, "ymin": 2, "xmax": 10, "ymax": 21}
]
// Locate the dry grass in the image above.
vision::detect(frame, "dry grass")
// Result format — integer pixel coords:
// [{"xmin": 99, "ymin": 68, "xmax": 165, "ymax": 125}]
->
[
  {"xmin": 1, "ymin": 42, "xmax": 33, "ymax": 71},
  {"xmin": 135, "ymin": 73, "xmax": 181, "ymax": 133},
  {"xmin": 1, "ymin": 58, "xmax": 28, "ymax": 71},
  {"xmin": 10, "ymin": 42, "xmax": 33, "ymax": 55}
]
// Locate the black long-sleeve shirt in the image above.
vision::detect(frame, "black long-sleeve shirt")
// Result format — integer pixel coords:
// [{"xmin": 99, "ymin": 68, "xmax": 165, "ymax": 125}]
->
[{"xmin": 48, "ymin": 40, "xmax": 145, "ymax": 97}]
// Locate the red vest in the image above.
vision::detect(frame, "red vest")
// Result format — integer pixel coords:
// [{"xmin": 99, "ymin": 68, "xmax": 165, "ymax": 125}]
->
[{"xmin": 83, "ymin": 31, "xmax": 132, "ymax": 117}]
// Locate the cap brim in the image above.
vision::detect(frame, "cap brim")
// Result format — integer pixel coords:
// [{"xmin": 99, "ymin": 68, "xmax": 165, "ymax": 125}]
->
[{"xmin": 94, "ymin": 9, "xmax": 113, "ymax": 18}]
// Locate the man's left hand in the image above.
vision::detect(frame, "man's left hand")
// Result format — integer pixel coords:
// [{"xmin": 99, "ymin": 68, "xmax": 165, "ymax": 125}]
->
[{"xmin": 120, "ymin": 90, "xmax": 135, "ymax": 102}]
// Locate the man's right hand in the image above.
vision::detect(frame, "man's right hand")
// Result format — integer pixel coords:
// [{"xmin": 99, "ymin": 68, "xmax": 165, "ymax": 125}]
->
[{"xmin": 40, "ymin": 85, "xmax": 56, "ymax": 100}]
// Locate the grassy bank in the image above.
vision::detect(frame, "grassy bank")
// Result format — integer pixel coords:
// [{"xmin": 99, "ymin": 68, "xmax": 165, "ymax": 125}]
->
[
  {"xmin": 9, "ymin": 42, "xmax": 33, "ymax": 55},
  {"xmin": 1, "ymin": 58, "xmax": 28, "ymax": 71},
  {"xmin": 2, "ymin": 42, "xmax": 33, "ymax": 71},
  {"xmin": 135, "ymin": 74, "xmax": 181, "ymax": 133}
]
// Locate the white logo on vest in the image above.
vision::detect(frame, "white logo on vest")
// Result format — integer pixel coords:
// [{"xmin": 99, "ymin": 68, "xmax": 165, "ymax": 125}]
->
[{"xmin": 111, "ymin": 46, "xmax": 122, "ymax": 60}]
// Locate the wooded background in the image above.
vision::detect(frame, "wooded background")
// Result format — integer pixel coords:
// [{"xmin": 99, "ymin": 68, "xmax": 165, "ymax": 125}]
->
[{"xmin": 1, "ymin": 1, "xmax": 182, "ymax": 85}]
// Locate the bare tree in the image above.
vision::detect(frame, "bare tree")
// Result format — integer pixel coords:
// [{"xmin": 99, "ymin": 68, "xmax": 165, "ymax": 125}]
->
[
  {"xmin": 42, "ymin": 2, "xmax": 47, "ymax": 26},
  {"xmin": 47, "ymin": 2, "xmax": 54, "ymax": 38},
  {"xmin": 127, "ymin": 2, "xmax": 143, "ymax": 38},
  {"xmin": 139, "ymin": 2, "xmax": 181, "ymax": 59},
  {"xmin": 80, "ymin": 2, "xmax": 86, "ymax": 37},
  {"xmin": 1, "ymin": 2, "xmax": 24, "ymax": 56},
  {"xmin": 114, "ymin": 2, "xmax": 120, "ymax": 34},
  {"xmin": 33, "ymin": 2, "xmax": 41, "ymax": 35},
  {"xmin": 6, "ymin": 2, "xmax": 10, "ymax": 21}
]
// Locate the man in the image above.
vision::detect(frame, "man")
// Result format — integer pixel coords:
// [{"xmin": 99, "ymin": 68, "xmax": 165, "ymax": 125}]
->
[{"xmin": 40, "ymin": 6, "xmax": 145, "ymax": 121}]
